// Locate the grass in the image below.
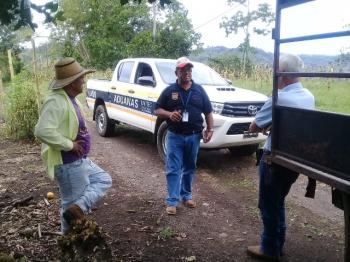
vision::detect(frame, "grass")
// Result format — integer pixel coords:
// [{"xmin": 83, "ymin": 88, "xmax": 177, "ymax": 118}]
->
[
  {"xmin": 233, "ymin": 78, "xmax": 350, "ymax": 115},
  {"xmin": 3, "ymin": 71, "xmax": 40, "ymax": 140},
  {"xmin": 227, "ymin": 178, "xmax": 255, "ymax": 191},
  {"xmin": 158, "ymin": 227, "xmax": 176, "ymax": 240}
]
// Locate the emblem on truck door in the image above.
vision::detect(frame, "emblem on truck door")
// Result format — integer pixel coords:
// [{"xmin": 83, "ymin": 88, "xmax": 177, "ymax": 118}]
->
[{"xmin": 247, "ymin": 105, "xmax": 258, "ymax": 116}]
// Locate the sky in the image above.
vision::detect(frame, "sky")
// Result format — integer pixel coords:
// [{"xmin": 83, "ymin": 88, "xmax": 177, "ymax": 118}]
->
[
  {"xmin": 178, "ymin": 0, "xmax": 350, "ymax": 55},
  {"xmin": 32, "ymin": 0, "xmax": 350, "ymax": 56}
]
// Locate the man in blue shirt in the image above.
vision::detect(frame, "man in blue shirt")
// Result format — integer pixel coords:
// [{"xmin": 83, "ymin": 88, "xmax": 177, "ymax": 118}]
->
[
  {"xmin": 247, "ymin": 54, "xmax": 315, "ymax": 260},
  {"xmin": 155, "ymin": 57, "xmax": 214, "ymax": 215}
]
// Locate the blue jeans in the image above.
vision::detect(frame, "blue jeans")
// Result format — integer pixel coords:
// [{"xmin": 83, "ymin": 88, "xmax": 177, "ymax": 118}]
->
[
  {"xmin": 54, "ymin": 158, "xmax": 112, "ymax": 233},
  {"xmin": 165, "ymin": 131, "xmax": 201, "ymax": 206},
  {"xmin": 258, "ymin": 155, "xmax": 298, "ymax": 257}
]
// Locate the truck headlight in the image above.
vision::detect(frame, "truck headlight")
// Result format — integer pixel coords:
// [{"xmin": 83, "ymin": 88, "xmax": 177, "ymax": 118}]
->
[{"xmin": 211, "ymin": 102, "xmax": 224, "ymax": 115}]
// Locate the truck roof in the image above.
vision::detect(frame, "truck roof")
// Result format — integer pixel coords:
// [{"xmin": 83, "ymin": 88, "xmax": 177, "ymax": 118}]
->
[{"xmin": 120, "ymin": 58, "xmax": 177, "ymax": 63}]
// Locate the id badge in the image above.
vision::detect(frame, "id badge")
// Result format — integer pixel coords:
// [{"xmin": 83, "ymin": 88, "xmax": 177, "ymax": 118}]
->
[{"xmin": 182, "ymin": 111, "xmax": 189, "ymax": 122}]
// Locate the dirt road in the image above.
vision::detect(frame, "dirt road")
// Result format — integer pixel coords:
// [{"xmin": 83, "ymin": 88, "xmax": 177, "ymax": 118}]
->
[
  {"xmin": 87, "ymin": 121, "xmax": 344, "ymax": 261},
  {"xmin": 0, "ymin": 120, "xmax": 345, "ymax": 261}
]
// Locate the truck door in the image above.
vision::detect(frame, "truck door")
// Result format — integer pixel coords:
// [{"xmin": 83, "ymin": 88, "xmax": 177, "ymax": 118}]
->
[
  {"xmin": 107, "ymin": 61, "xmax": 138, "ymax": 127},
  {"xmin": 132, "ymin": 62, "xmax": 158, "ymax": 132},
  {"xmin": 108, "ymin": 61, "xmax": 154, "ymax": 132}
]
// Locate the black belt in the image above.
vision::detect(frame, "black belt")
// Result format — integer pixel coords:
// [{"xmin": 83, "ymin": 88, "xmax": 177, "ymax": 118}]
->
[{"xmin": 170, "ymin": 130, "xmax": 201, "ymax": 136}]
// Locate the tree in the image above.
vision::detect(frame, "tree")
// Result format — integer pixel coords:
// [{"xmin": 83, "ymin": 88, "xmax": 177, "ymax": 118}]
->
[
  {"xmin": 0, "ymin": 0, "xmax": 61, "ymax": 30},
  {"xmin": 51, "ymin": 0, "xmax": 153, "ymax": 68},
  {"xmin": 121, "ymin": 0, "xmax": 171, "ymax": 7},
  {"xmin": 0, "ymin": 0, "xmax": 170, "ymax": 30},
  {"xmin": 0, "ymin": 26, "xmax": 24, "ymax": 81},
  {"xmin": 220, "ymin": 0, "xmax": 274, "ymax": 74},
  {"xmin": 51, "ymin": 0, "xmax": 199, "ymax": 69},
  {"xmin": 126, "ymin": 1, "xmax": 202, "ymax": 58}
]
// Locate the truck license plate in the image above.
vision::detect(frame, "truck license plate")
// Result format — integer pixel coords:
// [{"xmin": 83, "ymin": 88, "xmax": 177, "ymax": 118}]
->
[{"xmin": 243, "ymin": 131, "xmax": 258, "ymax": 138}]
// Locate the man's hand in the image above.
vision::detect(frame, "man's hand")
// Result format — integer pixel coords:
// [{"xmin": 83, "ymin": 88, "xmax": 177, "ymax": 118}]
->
[
  {"xmin": 249, "ymin": 121, "xmax": 261, "ymax": 133},
  {"xmin": 203, "ymin": 129, "xmax": 213, "ymax": 143},
  {"xmin": 169, "ymin": 110, "xmax": 182, "ymax": 122},
  {"xmin": 72, "ymin": 140, "xmax": 85, "ymax": 157},
  {"xmin": 262, "ymin": 125, "xmax": 272, "ymax": 135}
]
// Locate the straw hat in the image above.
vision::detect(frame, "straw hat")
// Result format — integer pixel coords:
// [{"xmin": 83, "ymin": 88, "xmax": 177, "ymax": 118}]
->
[{"xmin": 49, "ymin": 57, "xmax": 95, "ymax": 89}]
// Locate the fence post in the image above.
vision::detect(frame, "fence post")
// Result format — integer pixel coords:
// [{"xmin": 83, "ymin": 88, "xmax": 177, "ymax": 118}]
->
[
  {"xmin": 0, "ymin": 70, "xmax": 4, "ymax": 121},
  {"xmin": 31, "ymin": 38, "xmax": 41, "ymax": 111},
  {"xmin": 7, "ymin": 49, "xmax": 14, "ymax": 80},
  {"xmin": 0, "ymin": 70, "xmax": 3, "ymax": 92}
]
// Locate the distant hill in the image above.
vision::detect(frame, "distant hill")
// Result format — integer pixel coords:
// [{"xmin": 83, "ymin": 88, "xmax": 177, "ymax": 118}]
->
[{"xmin": 191, "ymin": 46, "xmax": 338, "ymax": 68}]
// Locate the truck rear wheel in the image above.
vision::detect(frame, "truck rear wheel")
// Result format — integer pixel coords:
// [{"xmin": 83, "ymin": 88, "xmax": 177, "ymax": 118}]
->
[
  {"xmin": 156, "ymin": 121, "xmax": 168, "ymax": 162},
  {"xmin": 228, "ymin": 144, "xmax": 259, "ymax": 157},
  {"xmin": 95, "ymin": 105, "xmax": 114, "ymax": 137}
]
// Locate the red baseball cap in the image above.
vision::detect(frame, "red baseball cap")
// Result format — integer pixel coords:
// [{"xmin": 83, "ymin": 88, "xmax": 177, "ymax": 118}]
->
[{"xmin": 176, "ymin": 57, "xmax": 194, "ymax": 69}]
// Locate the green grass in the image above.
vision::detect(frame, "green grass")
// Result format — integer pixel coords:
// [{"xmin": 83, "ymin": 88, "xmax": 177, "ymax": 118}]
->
[
  {"xmin": 233, "ymin": 78, "xmax": 350, "ymax": 114},
  {"xmin": 227, "ymin": 178, "xmax": 255, "ymax": 191},
  {"xmin": 158, "ymin": 227, "xmax": 176, "ymax": 240},
  {"xmin": 3, "ymin": 71, "xmax": 40, "ymax": 140},
  {"xmin": 2, "ymin": 67, "xmax": 89, "ymax": 140}
]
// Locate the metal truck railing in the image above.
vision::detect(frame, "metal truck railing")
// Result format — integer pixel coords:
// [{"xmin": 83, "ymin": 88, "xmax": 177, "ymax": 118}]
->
[{"xmin": 271, "ymin": 0, "xmax": 350, "ymax": 260}]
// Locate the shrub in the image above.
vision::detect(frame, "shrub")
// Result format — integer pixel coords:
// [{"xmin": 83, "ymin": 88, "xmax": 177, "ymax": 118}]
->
[{"xmin": 4, "ymin": 71, "xmax": 40, "ymax": 140}]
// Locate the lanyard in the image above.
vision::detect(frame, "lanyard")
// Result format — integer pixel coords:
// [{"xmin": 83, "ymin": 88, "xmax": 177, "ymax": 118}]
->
[{"xmin": 179, "ymin": 91, "xmax": 192, "ymax": 112}]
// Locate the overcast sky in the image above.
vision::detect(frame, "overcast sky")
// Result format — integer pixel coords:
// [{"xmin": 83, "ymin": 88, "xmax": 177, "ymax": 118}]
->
[
  {"xmin": 178, "ymin": 0, "xmax": 350, "ymax": 55},
  {"xmin": 32, "ymin": 0, "xmax": 350, "ymax": 56}
]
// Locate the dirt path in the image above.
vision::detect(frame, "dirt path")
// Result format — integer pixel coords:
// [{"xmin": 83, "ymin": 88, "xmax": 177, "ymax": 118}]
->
[
  {"xmin": 0, "ymin": 120, "xmax": 345, "ymax": 261},
  {"xmin": 87, "ymin": 121, "xmax": 344, "ymax": 261}
]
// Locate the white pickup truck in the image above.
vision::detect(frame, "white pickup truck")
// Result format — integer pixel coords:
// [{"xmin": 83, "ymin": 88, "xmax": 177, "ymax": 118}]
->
[{"xmin": 86, "ymin": 58, "xmax": 267, "ymax": 160}]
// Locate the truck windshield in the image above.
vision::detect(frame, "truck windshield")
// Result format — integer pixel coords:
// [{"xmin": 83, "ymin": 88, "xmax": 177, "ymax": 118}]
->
[{"xmin": 156, "ymin": 61, "xmax": 230, "ymax": 86}]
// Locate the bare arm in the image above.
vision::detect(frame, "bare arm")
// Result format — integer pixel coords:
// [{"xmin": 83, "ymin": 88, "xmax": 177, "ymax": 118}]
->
[
  {"xmin": 155, "ymin": 108, "xmax": 182, "ymax": 122},
  {"xmin": 203, "ymin": 112, "xmax": 214, "ymax": 143},
  {"xmin": 249, "ymin": 120, "xmax": 262, "ymax": 133}
]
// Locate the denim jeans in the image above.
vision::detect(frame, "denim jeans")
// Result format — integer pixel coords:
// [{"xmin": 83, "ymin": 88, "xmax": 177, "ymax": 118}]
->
[
  {"xmin": 165, "ymin": 131, "xmax": 201, "ymax": 206},
  {"xmin": 258, "ymin": 155, "xmax": 298, "ymax": 257},
  {"xmin": 54, "ymin": 158, "xmax": 112, "ymax": 233}
]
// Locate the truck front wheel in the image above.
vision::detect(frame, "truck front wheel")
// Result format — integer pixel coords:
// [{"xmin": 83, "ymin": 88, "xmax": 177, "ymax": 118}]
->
[
  {"xmin": 228, "ymin": 144, "xmax": 259, "ymax": 157},
  {"xmin": 156, "ymin": 121, "xmax": 168, "ymax": 162},
  {"xmin": 95, "ymin": 105, "xmax": 114, "ymax": 137}
]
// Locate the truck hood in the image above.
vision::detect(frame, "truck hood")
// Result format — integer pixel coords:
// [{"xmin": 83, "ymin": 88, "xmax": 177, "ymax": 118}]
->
[{"xmin": 202, "ymin": 84, "xmax": 268, "ymax": 103}]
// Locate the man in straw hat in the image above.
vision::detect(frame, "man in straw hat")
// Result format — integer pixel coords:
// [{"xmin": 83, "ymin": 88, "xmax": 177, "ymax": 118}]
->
[{"xmin": 35, "ymin": 57, "xmax": 112, "ymax": 234}]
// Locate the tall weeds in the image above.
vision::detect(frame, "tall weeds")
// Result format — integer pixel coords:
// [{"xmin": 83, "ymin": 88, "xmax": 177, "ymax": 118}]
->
[{"xmin": 4, "ymin": 71, "xmax": 40, "ymax": 140}]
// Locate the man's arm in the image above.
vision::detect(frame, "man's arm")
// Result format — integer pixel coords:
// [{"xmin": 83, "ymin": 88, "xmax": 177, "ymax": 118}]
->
[
  {"xmin": 205, "ymin": 112, "xmax": 214, "ymax": 130},
  {"xmin": 250, "ymin": 97, "xmax": 273, "ymax": 133},
  {"xmin": 154, "ymin": 108, "xmax": 182, "ymax": 122},
  {"xmin": 154, "ymin": 87, "xmax": 183, "ymax": 122},
  {"xmin": 249, "ymin": 120, "xmax": 262, "ymax": 133},
  {"xmin": 203, "ymin": 112, "xmax": 214, "ymax": 143}
]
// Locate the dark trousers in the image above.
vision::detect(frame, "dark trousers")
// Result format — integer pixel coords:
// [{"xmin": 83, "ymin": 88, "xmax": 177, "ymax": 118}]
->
[{"xmin": 258, "ymin": 154, "xmax": 299, "ymax": 256}]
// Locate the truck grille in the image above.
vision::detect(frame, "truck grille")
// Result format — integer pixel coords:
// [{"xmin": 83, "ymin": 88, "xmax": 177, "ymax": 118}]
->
[
  {"xmin": 227, "ymin": 123, "xmax": 251, "ymax": 135},
  {"xmin": 222, "ymin": 102, "xmax": 264, "ymax": 117}
]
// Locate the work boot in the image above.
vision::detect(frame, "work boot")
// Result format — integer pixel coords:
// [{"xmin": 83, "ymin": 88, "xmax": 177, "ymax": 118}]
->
[
  {"xmin": 247, "ymin": 245, "xmax": 280, "ymax": 261},
  {"xmin": 183, "ymin": 199, "xmax": 196, "ymax": 208},
  {"xmin": 165, "ymin": 206, "xmax": 176, "ymax": 215},
  {"xmin": 63, "ymin": 204, "xmax": 85, "ymax": 226}
]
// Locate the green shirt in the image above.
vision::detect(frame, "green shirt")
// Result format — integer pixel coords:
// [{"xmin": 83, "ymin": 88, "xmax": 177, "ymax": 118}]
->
[{"xmin": 34, "ymin": 89, "xmax": 82, "ymax": 180}]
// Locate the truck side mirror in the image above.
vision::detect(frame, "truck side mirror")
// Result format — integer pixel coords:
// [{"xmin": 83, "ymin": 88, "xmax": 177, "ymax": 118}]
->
[{"xmin": 137, "ymin": 76, "xmax": 155, "ymax": 87}]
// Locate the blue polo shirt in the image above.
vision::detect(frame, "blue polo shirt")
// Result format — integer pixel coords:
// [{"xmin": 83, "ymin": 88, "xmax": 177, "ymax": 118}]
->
[
  {"xmin": 155, "ymin": 80, "xmax": 212, "ymax": 134},
  {"xmin": 255, "ymin": 82, "xmax": 315, "ymax": 151}
]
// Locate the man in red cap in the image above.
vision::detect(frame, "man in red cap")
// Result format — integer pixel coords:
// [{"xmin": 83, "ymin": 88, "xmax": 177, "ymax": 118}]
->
[{"xmin": 155, "ymin": 57, "xmax": 214, "ymax": 215}]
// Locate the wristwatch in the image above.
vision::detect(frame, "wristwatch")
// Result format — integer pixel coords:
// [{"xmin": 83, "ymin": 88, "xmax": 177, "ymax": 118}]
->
[{"xmin": 207, "ymin": 128, "xmax": 214, "ymax": 132}]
